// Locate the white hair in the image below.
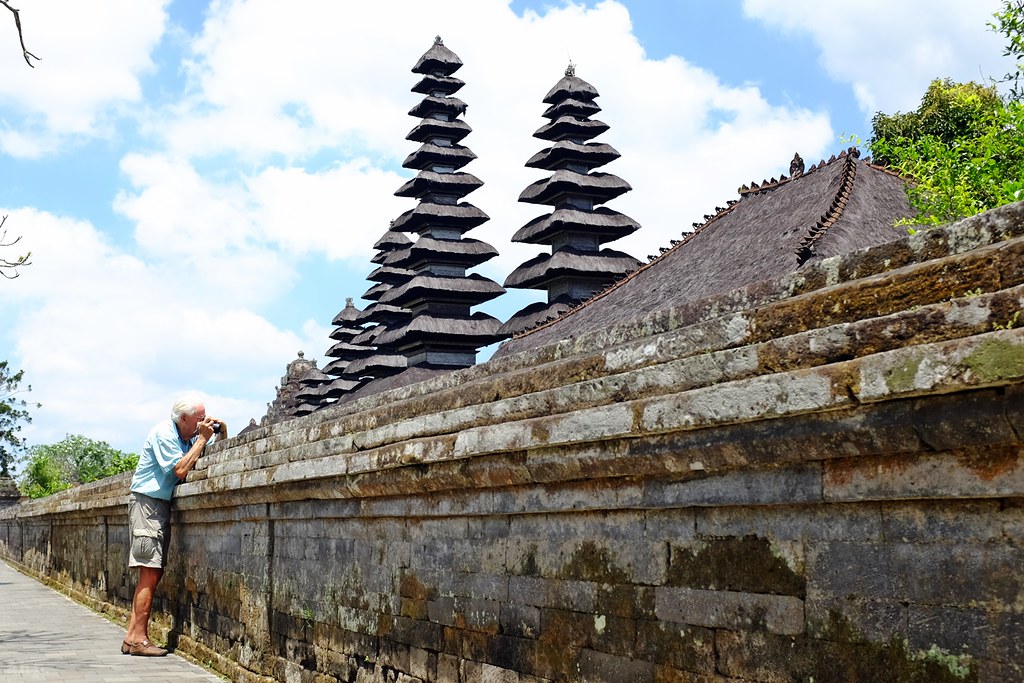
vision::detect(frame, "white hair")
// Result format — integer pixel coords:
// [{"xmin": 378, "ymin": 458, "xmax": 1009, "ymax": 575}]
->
[{"xmin": 171, "ymin": 394, "xmax": 205, "ymax": 424}]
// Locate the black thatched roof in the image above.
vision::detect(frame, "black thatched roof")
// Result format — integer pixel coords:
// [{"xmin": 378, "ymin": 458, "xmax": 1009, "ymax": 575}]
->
[
  {"xmin": 406, "ymin": 118, "xmax": 472, "ymax": 144},
  {"xmin": 496, "ymin": 297, "xmax": 575, "ymax": 337},
  {"xmin": 394, "ymin": 171, "xmax": 484, "ymax": 199},
  {"xmin": 329, "ymin": 323, "xmax": 363, "ymax": 340},
  {"xmin": 513, "ymin": 207, "xmax": 640, "ymax": 245},
  {"xmin": 412, "ymin": 37, "xmax": 463, "ymax": 76},
  {"xmin": 496, "ymin": 150, "xmax": 913, "ymax": 356},
  {"xmin": 325, "ymin": 341, "xmax": 373, "ymax": 360},
  {"xmin": 322, "ymin": 358, "xmax": 352, "ymax": 377},
  {"xmin": 367, "ymin": 265, "xmax": 415, "ymax": 284},
  {"xmin": 383, "ymin": 236, "xmax": 499, "ymax": 269},
  {"xmin": 378, "ymin": 273, "xmax": 505, "ymax": 308},
  {"xmin": 373, "ymin": 230, "xmax": 411, "ymax": 250},
  {"xmin": 374, "ymin": 311, "xmax": 504, "ymax": 347},
  {"xmin": 504, "ymin": 248, "xmax": 642, "ymax": 289},
  {"xmin": 362, "ymin": 282, "xmax": 390, "ymax": 302},
  {"xmin": 350, "ymin": 325, "xmax": 383, "ymax": 346},
  {"xmin": 411, "ymin": 73, "xmax": 464, "ymax": 96},
  {"xmin": 408, "ymin": 96, "xmax": 468, "ymax": 120},
  {"xmin": 330, "ymin": 298, "xmax": 361, "ymax": 326},
  {"xmin": 534, "ymin": 116, "xmax": 610, "ymax": 142},
  {"xmin": 321, "ymin": 377, "xmax": 365, "ymax": 398},
  {"xmin": 543, "ymin": 73, "xmax": 600, "ymax": 104},
  {"xmin": 403, "ymin": 143, "xmax": 477, "ymax": 171},
  {"xmin": 526, "ymin": 141, "xmax": 621, "ymax": 171},
  {"xmin": 298, "ymin": 368, "xmax": 332, "ymax": 387},
  {"xmin": 543, "ymin": 97, "xmax": 601, "ymax": 120},
  {"xmin": 390, "ymin": 201, "xmax": 489, "ymax": 233},
  {"xmin": 354, "ymin": 302, "xmax": 412, "ymax": 325},
  {"xmin": 519, "ymin": 170, "xmax": 631, "ymax": 206},
  {"xmin": 343, "ymin": 353, "xmax": 408, "ymax": 377}
]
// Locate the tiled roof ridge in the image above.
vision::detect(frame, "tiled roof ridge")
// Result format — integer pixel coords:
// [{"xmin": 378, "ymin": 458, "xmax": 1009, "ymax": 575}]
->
[
  {"xmin": 509, "ymin": 147, "xmax": 860, "ymax": 341},
  {"xmin": 509, "ymin": 196, "xmax": 741, "ymax": 340},
  {"xmin": 795, "ymin": 148, "xmax": 860, "ymax": 264}
]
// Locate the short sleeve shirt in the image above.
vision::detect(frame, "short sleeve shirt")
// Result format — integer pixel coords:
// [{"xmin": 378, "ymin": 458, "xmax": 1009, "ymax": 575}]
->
[{"xmin": 130, "ymin": 419, "xmax": 196, "ymax": 501}]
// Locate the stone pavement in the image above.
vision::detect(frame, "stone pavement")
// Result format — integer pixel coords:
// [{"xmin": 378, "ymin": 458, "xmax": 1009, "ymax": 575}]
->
[{"xmin": 0, "ymin": 559, "xmax": 224, "ymax": 682}]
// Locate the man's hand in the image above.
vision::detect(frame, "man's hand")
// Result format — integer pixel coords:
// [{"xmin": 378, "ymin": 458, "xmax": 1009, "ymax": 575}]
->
[{"xmin": 197, "ymin": 417, "xmax": 216, "ymax": 441}]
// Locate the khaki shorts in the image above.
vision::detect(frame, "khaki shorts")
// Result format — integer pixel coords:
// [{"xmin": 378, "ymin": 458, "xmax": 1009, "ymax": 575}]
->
[{"xmin": 128, "ymin": 491, "xmax": 171, "ymax": 569}]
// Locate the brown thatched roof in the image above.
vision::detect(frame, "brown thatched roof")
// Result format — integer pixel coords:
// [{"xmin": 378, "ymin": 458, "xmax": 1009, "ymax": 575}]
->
[
  {"xmin": 383, "ymin": 236, "xmax": 498, "ymax": 269},
  {"xmin": 390, "ymin": 201, "xmax": 489, "ymax": 233},
  {"xmin": 394, "ymin": 171, "xmax": 484, "ymax": 199},
  {"xmin": 534, "ymin": 116, "xmax": 610, "ymax": 142},
  {"xmin": 412, "ymin": 37, "xmax": 463, "ymax": 76},
  {"xmin": 403, "ymin": 143, "xmax": 477, "ymax": 171},
  {"xmin": 378, "ymin": 273, "xmax": 505, "ymax": 307},
  {"xmin": 526, "ymin": 141, "xmax": 620, "ymax": 171},
  {"xmin": 496, "ymin": 150, "xmax": 913, "ymax": 356},
  {"xmin": 406, "ymin": 118, "xmax": 472, "ymax": 144},
  {"xmin": 513, "ymin": 207, "xmax": 640, "ymax": 245},
  {"xmin": 504, "ymin": 248, "xmax": 642, "ymax": 289},
  {"xmin": 519, "ymin": 170, "xmax": 631, "ymax": 206},
  {"xmin": 543, "ymin": 73, "xmax": 599, "ymax": 104},
  {"xmin": 411, "ymin": 73, "xmax": 464, "ymax": 95},
  {"xmin": 543, "ymin": 97, "xmax": 601, "ymax": 120}
]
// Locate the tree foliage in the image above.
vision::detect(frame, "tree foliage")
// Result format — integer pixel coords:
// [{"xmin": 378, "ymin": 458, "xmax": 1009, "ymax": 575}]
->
[
  {"xmin": 990, "ymin": 0, "xmax": 1024, "ymax": 100},
  {"xmin": 18, "ymin": 434, "xmax": 139, "ymax": 498},
  {"xmin": 0, "ymin": 361, "xmax": 36, "ymax": 477}
]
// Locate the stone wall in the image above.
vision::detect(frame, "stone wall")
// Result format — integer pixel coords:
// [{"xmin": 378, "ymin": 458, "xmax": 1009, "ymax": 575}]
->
[{"xmin": 2, "ymin": 203, "xmax": 1024, "ymax": 682}]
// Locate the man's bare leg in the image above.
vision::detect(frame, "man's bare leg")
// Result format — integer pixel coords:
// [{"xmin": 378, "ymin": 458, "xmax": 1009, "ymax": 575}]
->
[{"xmin": 126, "ymin": 566, "xmax": 162, "ymax": 644}]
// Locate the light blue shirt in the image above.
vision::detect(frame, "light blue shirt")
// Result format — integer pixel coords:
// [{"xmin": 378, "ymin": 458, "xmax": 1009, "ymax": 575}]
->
[{"xmin": 130, "ymin": 419, "xmax": 197, "ymax": 501}]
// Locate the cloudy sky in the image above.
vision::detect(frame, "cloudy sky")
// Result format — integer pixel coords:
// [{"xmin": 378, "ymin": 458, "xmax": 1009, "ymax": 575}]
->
[{"xmin": 0, "ymin": 0, "xmax": 1011, "ymax": 456}]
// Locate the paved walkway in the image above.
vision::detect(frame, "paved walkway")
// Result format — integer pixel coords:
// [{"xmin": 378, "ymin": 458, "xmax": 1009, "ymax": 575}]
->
[{"xmin": 0, "ymin": 559, "xmax": 224, "ymax": 682}]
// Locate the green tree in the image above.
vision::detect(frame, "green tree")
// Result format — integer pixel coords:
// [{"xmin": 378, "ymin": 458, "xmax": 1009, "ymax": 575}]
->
[
  {"xmin": 868, "ymin": 79, "xmax": 1024, "ymax": 226},
  {"xmin": 0, "ymin": 361, "xmax": 36, "ymax": 477},
  {"xmin": 18, "ymin": 435, "xmax": 139, "ymax": 498},
  {"xmin": 990, "ymin": 0, "xmax": 1024, "ymax": 100}
]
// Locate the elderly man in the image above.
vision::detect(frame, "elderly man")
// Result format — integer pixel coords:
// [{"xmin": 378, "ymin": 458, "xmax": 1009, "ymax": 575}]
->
[{"xmin": 122, "ymin": 395, "xmax": 227, "ymax": 656}]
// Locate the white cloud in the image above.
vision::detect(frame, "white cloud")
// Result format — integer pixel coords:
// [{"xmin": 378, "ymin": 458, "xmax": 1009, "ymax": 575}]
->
[
  {"xmin": 0, "ymin": 0, "xmax": 170, "ymax": 157},
  {"xmin": 742, "ymin": 0, "xmax": 1009, "ymax": 116}
]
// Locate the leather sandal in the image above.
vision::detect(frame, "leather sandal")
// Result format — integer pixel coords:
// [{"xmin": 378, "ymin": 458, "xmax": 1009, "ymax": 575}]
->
[
  {"xmin": 129, "ymin": 640, "xmax": 168, "ymax": 657},
  {"xmin": 120, "ymin": 640, "xmax": 131, "ymax": 655}
]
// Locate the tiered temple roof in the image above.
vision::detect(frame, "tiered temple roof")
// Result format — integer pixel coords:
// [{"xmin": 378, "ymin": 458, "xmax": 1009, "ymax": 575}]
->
[
  {"xmin": 374, "ymin": 37, "xmax": 506, "ymax": 368},
  {"xmin": 264, "ymin": 351, "xmax": 322, "ymax": 424},
  {"xmin": 500, "ymin": 65, "xmax": 642, "ymax": 336}
]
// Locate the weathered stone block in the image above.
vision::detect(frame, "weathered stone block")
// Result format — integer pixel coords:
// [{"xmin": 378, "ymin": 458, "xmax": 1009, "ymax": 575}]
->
[
  {"xmin": 667, "ymin": 536, "xmax": 805, "ymax": 597},
  {"xmin": 578, "ymin": 648, "xmax": 654, "ymax": 683},
  {"xmin": 654, "ymin": 586, "xmax": 805, "ymax": 635}
]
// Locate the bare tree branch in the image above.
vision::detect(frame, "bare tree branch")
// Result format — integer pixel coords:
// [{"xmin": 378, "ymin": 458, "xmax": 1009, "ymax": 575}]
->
[
  {"xmin": 0, "ymin": 216, "xmax": 31, "ymax": 279},
  {"xmin": 0, "ymin": 0, "xmax": 39, "ymax": 67}
]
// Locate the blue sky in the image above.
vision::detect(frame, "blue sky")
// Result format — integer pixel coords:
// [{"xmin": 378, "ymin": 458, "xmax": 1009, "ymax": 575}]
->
[{"xmin": 0, "ymin": 0, "xmax": 1011, "ymax": 456}]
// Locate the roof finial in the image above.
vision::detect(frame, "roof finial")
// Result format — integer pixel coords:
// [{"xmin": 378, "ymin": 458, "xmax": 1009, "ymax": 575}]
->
[
  {"xmin": 434, "ymin": 35, "xmax": 443, "ymax": 45},
  {"xmin": 790, "ymin": 152, "xmax": 805, "ymax": 177},
  {"xmin": 345, "ymin": 297, "xmax": 354, "ymax": 306},
  {"xmin": 565, "ymin": 61, "xmax": 576, "ymax": 77},
  {"xmin": 297, "ymin": 350, "xmax": 305, "ymax": 358}
]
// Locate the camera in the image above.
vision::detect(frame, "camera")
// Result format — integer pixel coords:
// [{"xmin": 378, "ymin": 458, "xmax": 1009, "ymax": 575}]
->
[{"xmin": 211, "ymin": 421, "xmax": 222, "ymax": 434}]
